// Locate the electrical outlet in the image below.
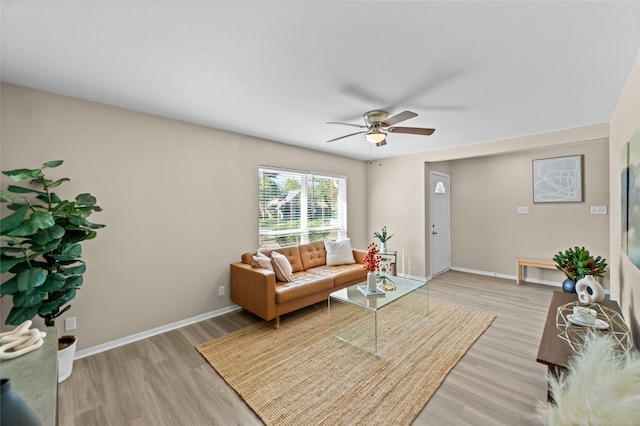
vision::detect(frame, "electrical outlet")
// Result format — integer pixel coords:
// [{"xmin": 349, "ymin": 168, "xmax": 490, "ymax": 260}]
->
[
  {"xmin": 590, "ymin": 206, "xmax": 607, "ymax": 215},
  {"xmin": 218, "ymin": 286, "xmax": 225, "ymax": 296},
  {"xmin": 64, "ymin": 316, "xmax": 76, "ymax": 331},
  {"xmin": 516, "ymin": 206, "xmax": 529, "ymax": 214}
]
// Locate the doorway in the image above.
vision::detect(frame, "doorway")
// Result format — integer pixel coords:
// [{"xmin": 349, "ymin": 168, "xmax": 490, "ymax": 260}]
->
[{"xmin": 430, "ymin": 171, "xmax": 451, "ymax": 277}]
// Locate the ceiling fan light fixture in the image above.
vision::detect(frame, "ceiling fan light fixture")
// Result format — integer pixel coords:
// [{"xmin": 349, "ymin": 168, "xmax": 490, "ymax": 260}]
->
[{"xmin": 365, "ymin": 127, "xmax": 387, "ymax": 143}]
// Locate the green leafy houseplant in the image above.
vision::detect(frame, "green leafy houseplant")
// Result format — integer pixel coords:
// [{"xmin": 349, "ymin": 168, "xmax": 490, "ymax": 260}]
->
[
  {"xmin": 1, "ymin": 160, "xmax": 105, "ymax": 327},
  {"xmin": 373, "ymin": 226, "xmax": 394, "ymax": 243},
  {"xmin": 552, "ymin": 246, "xmax": 607, "ymax": 282}
]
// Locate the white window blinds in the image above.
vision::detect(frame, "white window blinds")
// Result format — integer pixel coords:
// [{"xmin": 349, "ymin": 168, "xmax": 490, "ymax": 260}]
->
[{"xmin": 258, "ymin": 167, "xmax": 347, "ymax": 249}]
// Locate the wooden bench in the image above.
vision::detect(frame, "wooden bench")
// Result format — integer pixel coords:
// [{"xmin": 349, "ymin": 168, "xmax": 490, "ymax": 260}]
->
[{"xmin": 516, "ymin": 257, "xmax": 556, "ymax": 284}]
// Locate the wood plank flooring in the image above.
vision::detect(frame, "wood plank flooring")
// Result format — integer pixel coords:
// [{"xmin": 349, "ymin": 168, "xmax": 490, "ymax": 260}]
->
[{"xmin": 58, "ymin": 271, "xmax": 554, "ymax": 425}]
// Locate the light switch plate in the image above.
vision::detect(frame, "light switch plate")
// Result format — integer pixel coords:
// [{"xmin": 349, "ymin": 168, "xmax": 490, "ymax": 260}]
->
[
  {"xmin": 590, "ymin": 206, "xmax": 607, "ymax": 215},
  {"xmin": 516, "ymin": 206, "xmax": 529, "ymax": 214}
]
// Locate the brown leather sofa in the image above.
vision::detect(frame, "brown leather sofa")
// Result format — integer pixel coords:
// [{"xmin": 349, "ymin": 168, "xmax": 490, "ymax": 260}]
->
[{"xmin": 230, "ymin": 241, "xmax": 367, "ymax": 329}]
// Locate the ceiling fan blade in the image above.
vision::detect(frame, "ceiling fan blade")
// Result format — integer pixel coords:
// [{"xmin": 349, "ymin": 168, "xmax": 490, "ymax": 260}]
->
[
  {"xmin": 389, "ymin": 67, "xmax": 468, "ymax": 110},
  {"xmin": 381, "ymin": 110, "xmax": 418, "ymax": 127},
  {"xmin": 388, "ymin": 126, "xmax": 435, "ymax": 136},
  {"xmin": 342, "ymin": 84, "xmax": 387, "ymax": 106},
  {"xmin": 375, "ymin": 139, "xmax": 387, "ymax": 147},
  {"xmin": 326, "ymin": 131, "xmax": 366, "ymax": 143},
  {"xmin": 326, "ymin": 121, "xmax": 367, "ymax": 129}
]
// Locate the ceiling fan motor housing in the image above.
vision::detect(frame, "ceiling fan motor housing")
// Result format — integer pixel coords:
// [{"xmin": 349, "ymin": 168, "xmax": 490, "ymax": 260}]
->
[{"xmin": 363, "ymin": 110, "xmax": 389, "ymax": 126}]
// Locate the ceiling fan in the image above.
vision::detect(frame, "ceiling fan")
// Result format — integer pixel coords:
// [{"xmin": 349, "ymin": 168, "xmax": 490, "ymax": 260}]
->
[{"xmin": 326, "ymin": 110, "xmax": 435, "ymax": 147}]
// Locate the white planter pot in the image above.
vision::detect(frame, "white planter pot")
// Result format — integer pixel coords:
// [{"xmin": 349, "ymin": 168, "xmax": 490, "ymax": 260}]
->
[{"xmin": 58, "ymin": 335, "xmax": 77, "ymax": 383}]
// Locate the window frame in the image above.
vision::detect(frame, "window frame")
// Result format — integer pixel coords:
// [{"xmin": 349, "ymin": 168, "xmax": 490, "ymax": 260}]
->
[{"xmin": 258, "ymin": 166, "xmax": 347, "ymax": 249}]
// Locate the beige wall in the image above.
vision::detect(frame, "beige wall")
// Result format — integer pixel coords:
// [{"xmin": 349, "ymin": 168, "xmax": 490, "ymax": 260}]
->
[
  {"xmin": 367, "ymin": 125, "xmax": 610, "ymax": 280},
  {"xmin": 364, "ymin": 158, "xmax": 427, "ymax": 277},
  {"xmin": 609, "ymin": 49, "xmax": 640, "ymax": 345},
  {"xmin": 0, "ymin": 84, "xmax": 369, "ymax": 350},
  {"xmin": 448, "ymin": 140, "xmax": 609, "ymax": 282}
]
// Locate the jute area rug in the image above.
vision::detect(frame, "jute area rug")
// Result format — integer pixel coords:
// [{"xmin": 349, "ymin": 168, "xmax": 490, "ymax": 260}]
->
[{"xmin": 196, "ymin": 294, "xmax": 495, "ymax": 426}]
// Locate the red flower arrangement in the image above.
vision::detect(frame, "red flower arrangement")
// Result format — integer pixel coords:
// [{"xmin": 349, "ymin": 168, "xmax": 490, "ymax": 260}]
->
[{"xmin": 363, "ymin": 242, "xmax": 381, "ymax": 272}]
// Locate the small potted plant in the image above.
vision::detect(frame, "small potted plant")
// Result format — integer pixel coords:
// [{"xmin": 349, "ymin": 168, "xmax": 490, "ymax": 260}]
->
[
  {"xmin": 553, "ymin": 246, "xmax": 607, "ymax": 293},
  {"xmin": 373, "ymin": 226, "xmax": 393, "ymax": 253},
  {"xmin": 1, "ymin": 160, "xmax": 105, "ymax": 382}
]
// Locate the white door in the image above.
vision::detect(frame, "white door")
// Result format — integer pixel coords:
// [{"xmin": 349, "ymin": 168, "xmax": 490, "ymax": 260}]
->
[{"xmin": 430, "ymin": 172, "xmax": 451, "ymax": 277}]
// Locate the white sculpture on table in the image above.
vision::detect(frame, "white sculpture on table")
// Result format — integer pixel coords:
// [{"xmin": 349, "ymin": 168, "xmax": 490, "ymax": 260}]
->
[{"xmin": 575, "ymin": 275, "xmax": 605, "ymax": 304}]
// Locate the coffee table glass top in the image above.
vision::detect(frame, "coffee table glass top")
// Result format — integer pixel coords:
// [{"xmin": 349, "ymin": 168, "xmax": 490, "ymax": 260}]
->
[{"xmin": 329, "ymin": 274, "xmax": 426, "ymax": 311}]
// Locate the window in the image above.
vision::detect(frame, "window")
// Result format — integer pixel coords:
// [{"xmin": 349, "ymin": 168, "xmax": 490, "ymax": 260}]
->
[{"xmin": 259, "ymin": 167, "xmax": 347, "ymax": 249}]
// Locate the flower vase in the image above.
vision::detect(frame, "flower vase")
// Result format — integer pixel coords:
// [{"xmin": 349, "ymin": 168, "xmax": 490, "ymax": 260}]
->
[
  {"xmin": 380, "ymin": 242, "xmax": 387, "ymax": 253},
  {"xmin": 575, "ymin": 275, "xmax": 605, "ymax": 304},
  {"xmin": 367, "ymin": 271, "xmax": 377, "ymax": 292}
]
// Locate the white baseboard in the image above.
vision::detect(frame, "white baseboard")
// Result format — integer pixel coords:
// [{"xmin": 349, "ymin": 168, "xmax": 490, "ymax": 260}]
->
[
  {"xmin": 450, "ymin": 266, "xmax": 561, "ymax": 287},
  {"xmin": 74, "ymin": 305, "xmax": 242, "ymax": 360}
]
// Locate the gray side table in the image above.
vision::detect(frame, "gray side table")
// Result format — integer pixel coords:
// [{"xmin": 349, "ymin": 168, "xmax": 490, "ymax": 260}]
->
[{"xmin": 1, "ymin": 327, "xmax": 58, "ymax": 425}]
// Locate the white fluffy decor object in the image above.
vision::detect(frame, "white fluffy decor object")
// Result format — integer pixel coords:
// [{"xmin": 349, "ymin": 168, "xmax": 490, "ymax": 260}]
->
[{"xmin": 542, "ymin": 332, "xmax": 640, "ymax": 426}]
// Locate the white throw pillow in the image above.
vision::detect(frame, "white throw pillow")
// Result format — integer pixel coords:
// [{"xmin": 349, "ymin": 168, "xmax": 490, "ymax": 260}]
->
[
  {"xmin": 324, "ymin": 239, "xmax": 356, "ymax": 266},
  {"xmin": 252, "ymin": 252, "xmax": 274, "ymax": 271},
  {"xmin": 271, "ymin": 251, "xmax": 294, "ymax": 282}
]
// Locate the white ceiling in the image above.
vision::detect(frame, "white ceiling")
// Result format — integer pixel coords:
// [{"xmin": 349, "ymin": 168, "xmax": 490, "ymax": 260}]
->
[{"xmin": 2, "ymin": 1, "xmax": 639, "ymax": 161}]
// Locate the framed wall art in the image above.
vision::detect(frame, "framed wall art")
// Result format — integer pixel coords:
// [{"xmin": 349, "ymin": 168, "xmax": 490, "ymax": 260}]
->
[{"xmin": 533, "ymin": 155, "xmax": 583, "ymax": 203}]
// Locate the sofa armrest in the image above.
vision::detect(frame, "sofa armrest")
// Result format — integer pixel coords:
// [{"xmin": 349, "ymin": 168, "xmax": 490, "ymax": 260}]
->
[
  {"xmin": 352, "ymin": 249, "xmax": 367, "ymax": 264},
  {"xmin": 230, "ymin": 262, "xmax": 277, "ymax": 321}
]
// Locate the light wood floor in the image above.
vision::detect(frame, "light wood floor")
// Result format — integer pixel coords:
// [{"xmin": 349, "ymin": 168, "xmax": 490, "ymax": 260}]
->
[{"xmin": 58, "ymin": 271, "xmax": 554, "ymax": 425}]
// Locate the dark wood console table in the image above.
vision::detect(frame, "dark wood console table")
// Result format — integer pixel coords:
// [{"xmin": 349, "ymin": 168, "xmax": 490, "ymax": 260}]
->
[{"xmin": 537, "ymin": 291, "xmax": 623, "ymax": 389}]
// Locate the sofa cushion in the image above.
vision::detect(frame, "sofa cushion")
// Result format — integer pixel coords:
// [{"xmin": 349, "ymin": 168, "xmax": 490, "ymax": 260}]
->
[
  {"xmin": 273, "ymin": 246, "xmax": 304, "ymax": 273},
  {"xmin": 299, "ymin": 241, "xmax": 327, "ymax": 270},
  {"xmin": 310, "ymin": 264, "xmax": 366, "ymax": 287},
  {"xmin": 271, "ymin": 251, "xmax": 294, "ymax": 282},
  {"xmin": 251, "ymin": 252, "xmax": 274, "ymax": 271},
  {"xmin": 275, "ymin": 272, "xmax": 334, "ymax": 304},
  {"xmin": 331, "ymin": 265, "xmax": 367, "ymax": 287},
  {"xmin": 324, "ymin": 239, "xmax": 356, "ymax": 266}
]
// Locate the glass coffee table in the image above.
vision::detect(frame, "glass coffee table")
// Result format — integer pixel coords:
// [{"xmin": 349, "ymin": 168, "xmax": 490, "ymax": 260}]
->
[{"xmin": 328, "ymin": 275, "xmax": 428, "ymax": 355}]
